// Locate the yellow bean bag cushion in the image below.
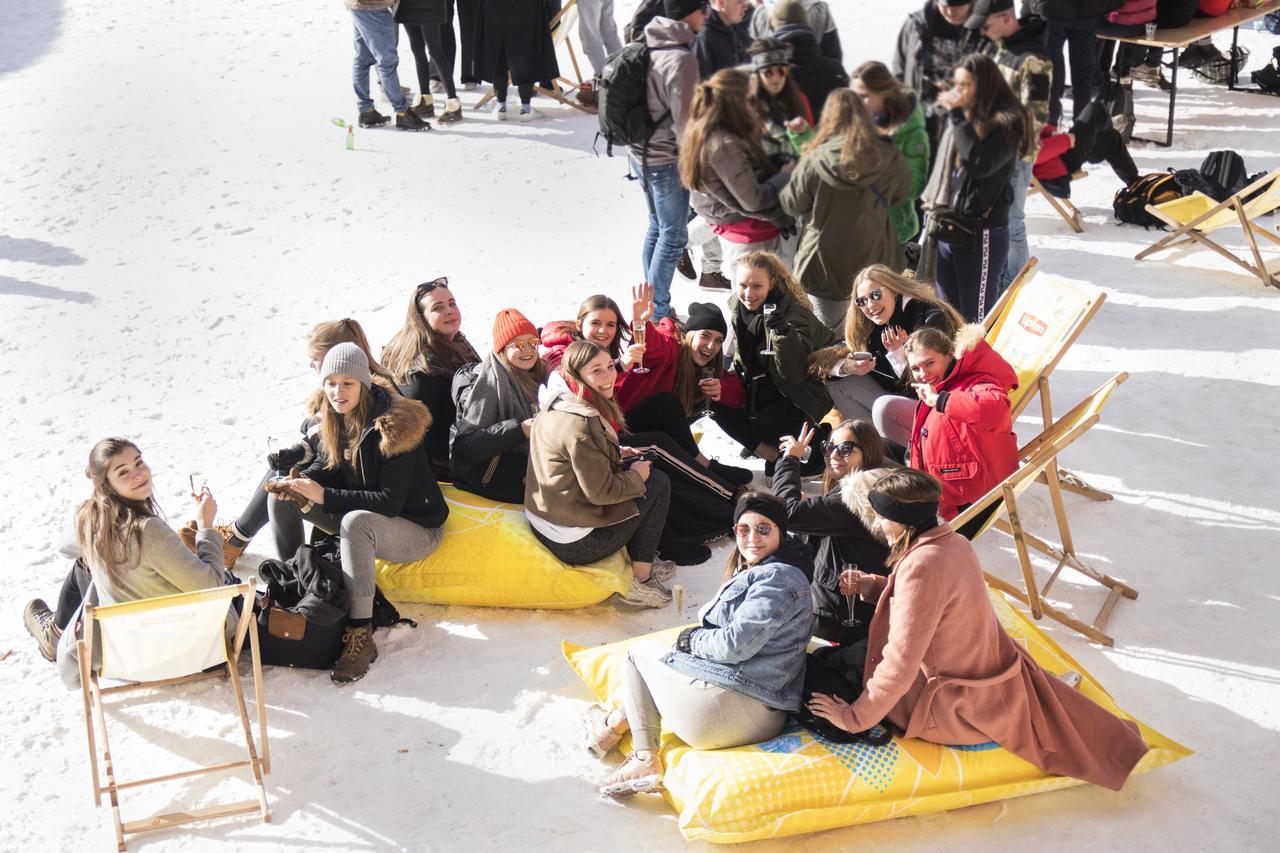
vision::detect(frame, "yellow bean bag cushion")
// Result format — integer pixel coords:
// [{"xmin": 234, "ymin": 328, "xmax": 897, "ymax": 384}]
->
[
  {"xmin": 563, "ymin": 587, "xmax": 1190, "ymax": 844},
  {"xmin": 376, "ymin": 485, "xmax": 630, "ymax": 609}
]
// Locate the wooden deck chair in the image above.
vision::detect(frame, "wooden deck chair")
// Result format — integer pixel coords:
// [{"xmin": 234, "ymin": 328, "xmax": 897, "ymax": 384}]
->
[
  {"xmin": 1030, "ymin": 173, "xmax": 1086, "ymax": 233},
  {"xmin": 1135, "ymin": 166, "xmax": 1280, "ymax": 290},
  {"xmin": 475, "ymin": 0, "xmax": 594, "ymax": 115},
  {"xmin": 79, "ymin": 583, "xmax": 270, "ymax": 851},
  {"xmin": 953, "ymin": 373, "xmax": 1137, "ymax": 646},
  {"xmin": 982, "ymin": 258, "xmax": 1112, "ymax": 502}
]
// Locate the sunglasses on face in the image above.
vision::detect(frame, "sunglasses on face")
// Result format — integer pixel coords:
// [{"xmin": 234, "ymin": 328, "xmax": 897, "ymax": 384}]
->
[
  {"xmin": 506, "ymin": 338, "xmax": 538, "ymax": 353},
  {"xmin": 854, "ymin": 289, "xmax": 884, "ymax": 309},
  {"xmin": 734, "ymin": 522, "xmax": 775, "ymax": 539},
  {"xmin": 822, "ymin": 441, "xmax": 862, "ymax": 459},
  {"xmin": 416, "ymin": 276, "xmax": 449, "ymax": 296}
]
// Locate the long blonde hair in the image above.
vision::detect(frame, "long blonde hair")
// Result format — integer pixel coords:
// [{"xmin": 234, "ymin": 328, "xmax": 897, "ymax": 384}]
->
[
  {"xmin": 805, "ymin": 88, "xmax": 880, "ymax": 172},
  {"xmin": 318, "ymin": 381, "xmax": 376, "ymax": 472},
  {"xmin": 844, "ymin": 264, "xmax": 962, "ymax": 352},
  {"xmin": 562, "ymin": 340, "xmax": 627, "ymax": 431},
  {"xmin": 733, "ymin": 250, "xmax": 813, "ymax": 310},
  {"xmin": 75, "ymin": 438, "xmax": 160, "ymax": 588},
  {"xmin": 679, "ymin": 68, "xmax": 773, "ymax": 192}
]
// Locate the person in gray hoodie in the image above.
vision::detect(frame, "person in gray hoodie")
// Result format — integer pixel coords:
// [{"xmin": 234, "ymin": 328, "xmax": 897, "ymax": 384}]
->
[
  {"xmin": 781, "ymin": 89, "xmax": 912, "ymax": 329},
  {"xmin": 630, "ymin": 1, "xmax": 705, "ymax": 321}
]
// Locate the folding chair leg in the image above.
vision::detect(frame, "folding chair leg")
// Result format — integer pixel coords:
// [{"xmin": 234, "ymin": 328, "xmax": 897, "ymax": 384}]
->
[
  {"xmin": 226, "ymin": 658, "xmax": 271, "ymax": 822},
  {"xmin": 1235, "ymin": 204, "xmax": 1279, "ymax": 288},
  {"xmin": 80, "ymin": 656, "xmax": 103, "ymax": 806},
  {"xmin": 90, "ymin": 683, "xmax": 126, "ymax": 850},
  {"xmin": 1002, "ymin": 488, "xmax": 1044, "ymax": 620}
]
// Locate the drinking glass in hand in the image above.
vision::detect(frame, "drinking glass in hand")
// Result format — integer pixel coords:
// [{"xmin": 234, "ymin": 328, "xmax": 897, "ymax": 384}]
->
[
  {"xmin": 841, "ymin": 563, "xmax": 862, "ymax": 630},
  {"xmin": 631, "ymin": 321, "xmax": 649, "ymax": 374},
  {"xmin": 760, "ymin": 303, "xmax": 777, "ymax": 356},
  {"xmin": 700, "ymin": 367, "xmax": 716, "ymax": 418}
]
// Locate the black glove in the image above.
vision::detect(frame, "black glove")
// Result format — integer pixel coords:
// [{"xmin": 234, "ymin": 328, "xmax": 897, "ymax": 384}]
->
[
  {"xmin": 675, "ymin": 626, "xmax": 701, "ymax": 654},
  {"xmin": 267, "ymin": 441, "xmax": 312, "ymax": 473},
  {"xmin": 764, "ymin": 308, "xmax": 789, "ymax": 334}
]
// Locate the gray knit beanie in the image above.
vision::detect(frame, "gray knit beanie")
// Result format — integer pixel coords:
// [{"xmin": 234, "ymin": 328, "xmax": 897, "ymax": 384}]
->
[{"xmin": 319, "ymin": 342, "xmax": 372, "ymax": 389}]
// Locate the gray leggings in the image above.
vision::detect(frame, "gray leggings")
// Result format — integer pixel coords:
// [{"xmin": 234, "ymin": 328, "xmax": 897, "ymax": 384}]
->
[
  {"xmin": 872, "ymin": 394, "xmax": 917, "ymax": 450},
  {"xmin": 621, "ymin": 639, "xmax": 787, "ymax": 753},
  {"xmin": 808, "ymin": 294, "xmax": 851, "ymax": 331},
  {"xmin": 533, "ymin": 470, "xmax": 670, "ymax": 565},
  {"xmin": 268, "ymin": 496, "xmax": 442, "ymax": 620},
  {"xmin": 827, "ymin": 371, "xmax": 892, "ymax": 424}
]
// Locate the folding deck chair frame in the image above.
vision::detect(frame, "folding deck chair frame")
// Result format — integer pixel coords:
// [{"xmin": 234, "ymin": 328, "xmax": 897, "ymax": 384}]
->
[
  {"xmin": 79, "ymin": 583, "xmax": 270, "ymax": 850},
  {"xmin": 475, "ymin": 0, "xmax": 595, "ymax": 115},
  {"xmin": 1135, "ymin": 166, "xmax": 1280, "ymax": 290},
  {"xmin": 953, "ymin": 373, "xmax": 1137, "ymax": 646},
  {"xmin": 1030, "ymin": 173, "xmax": 1086, "ymax": 233}
]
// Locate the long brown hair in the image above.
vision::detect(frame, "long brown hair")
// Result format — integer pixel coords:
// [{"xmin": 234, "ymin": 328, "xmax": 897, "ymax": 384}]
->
[
  {"xmin": 845, "ymin": 264, "xmax": 963, "ymax": 352},
  {"xmin": 679, "ymin": 68, "xmax": 773, "ymax": 192},
  {"xmin": 805, "ymin": 88, "xmax": 880, "ymax": 171},
  {"xmin": 562, "ymin": 340, "xmax": 627, "ymax": 431},
  {"xmin": 308, "ymin": 319, "xmax": 394, "ymax": 383},
  {"xmin": 870, "ymin": 469, "xmax": 943, "ymax": 564},
  {"xmin": 381, "ymin": 284, "xmax": 478, "ymax": 382},
  {"xmin": 822, "ymin": 419, "xmax": 886, "ymax": 495},
  {"xmin": 75, "ymin": 438, "xmax": 160, "ymax": 588},
  {"xmin": 957, "ymin": 53, "xmax": 1036, "ymax": 157},
  {"xmin": 747, "ymin": 38, "xmax": 807, "ymax": 120},
  {"xmin": 575, "ymin": 294, "xmax": 631, "ymax": 360},
  {"xmin": 318, "ymin": 379, "xmax": 376, "ymax": 472},
  {"xmin": 852, "ymin": 60, "xmax": 914, "ymax": 127}
]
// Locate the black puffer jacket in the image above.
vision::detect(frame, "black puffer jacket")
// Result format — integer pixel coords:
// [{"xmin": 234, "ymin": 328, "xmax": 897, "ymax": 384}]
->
[
  {"xmin": 693, "ymin": 9, "xmax": 749, "ymax": 78},
  {"xmin": 772, "ymin": 22, "xmax": 848, "ymax": 121},
  {"xmin": 772, "ymin": 459, "xmax": 891, "ymax": 643},
  {"xmin": 946, "ymin": 107, "xmax": 1020, "ymax": 227},
  {"xmin": 302, "ymin": 380, "xmax": 449, "ymax": 529},
  {"xmin": 398, "ymin": 369, "xmax": 457, "ymax": 481}
]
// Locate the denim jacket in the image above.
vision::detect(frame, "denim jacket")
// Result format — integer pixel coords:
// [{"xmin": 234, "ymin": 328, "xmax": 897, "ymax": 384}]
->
[{"xmin": 663, "ymin": 540, "xmax": 815, "ymax": 711}]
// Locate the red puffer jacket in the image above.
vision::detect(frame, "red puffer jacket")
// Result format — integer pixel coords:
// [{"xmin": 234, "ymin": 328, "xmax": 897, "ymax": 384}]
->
[
  {"xmin": 1033, "ymin": 124, "xmax": 1073, "ymax": 182},
  {"xmin": 909, "ymin": 326, "xmax": 1019, "ymax": 520},
  {"xmin": 616, "ymin": 318, "xmax": 746, "ymax": 412}
]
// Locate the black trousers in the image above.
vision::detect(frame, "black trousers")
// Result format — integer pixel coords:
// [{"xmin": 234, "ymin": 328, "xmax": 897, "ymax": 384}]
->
[
  {"xmin": 457, "ymin": 0, "xmax": 480, "ymax": 83},
  {"xmin": 54, "ymin": 559, "xmax": 92, "ymax": 630},
  {"xmin": 625, "ymin": 392, "xmax": 701, "ymax": 459},
  {"xmin": 712, "ymin": 394, "xmax": 810, "ymax": 456},
  {"xmin": 405, "ymin": 22, "xmax": 457, "ymax": 98}
]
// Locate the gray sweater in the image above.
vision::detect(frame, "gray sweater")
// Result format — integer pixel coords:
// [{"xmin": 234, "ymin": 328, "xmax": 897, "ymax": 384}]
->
[
  {"xmin": 628, "ymin": 17, "xmax": 699, "ymax": 168},
  {"xmin": 57, "ymin": 519, "xmax": 229, "ymax": 687}
]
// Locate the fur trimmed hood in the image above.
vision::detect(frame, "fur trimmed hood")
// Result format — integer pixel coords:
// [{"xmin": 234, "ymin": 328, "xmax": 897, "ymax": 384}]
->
[
  {"xmin": 953, "ymin": 322, "xmax": 986, "ymax": 357},
  {"xmin": 839, "ymin": 467, "xmax": 895, "ymax": 545},
  {"xmin": 370, "ymin": 380, "xmax": 431, "ymax": 457}
]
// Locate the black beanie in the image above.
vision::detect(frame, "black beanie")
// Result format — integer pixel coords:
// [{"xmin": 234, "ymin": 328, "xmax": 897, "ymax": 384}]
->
[
  {"xmin": 685, "ymin": 302, "xmax": 727, "ymax": 336},
  {"xmin": 664, "ymin": 0, "xmax": 706, "ymax": 21},
  {"xmin": 733, "ymin": 492, "xmax": 789, "ymax": 537}
]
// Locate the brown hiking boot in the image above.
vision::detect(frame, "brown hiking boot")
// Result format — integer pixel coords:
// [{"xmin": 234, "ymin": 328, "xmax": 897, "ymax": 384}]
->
[
  {"xmin": 331, "ymin": 624, "xmax": 378, "ymax": 684},
  {"xmin": 24, "ymin": 599, "xmax": 61, "ymax": 662}
]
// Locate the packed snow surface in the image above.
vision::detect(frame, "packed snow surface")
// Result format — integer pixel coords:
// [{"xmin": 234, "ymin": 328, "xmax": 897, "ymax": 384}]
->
[{"xmin": 2, "ymin": 1, "xmax": 1278, "ymax": 850}]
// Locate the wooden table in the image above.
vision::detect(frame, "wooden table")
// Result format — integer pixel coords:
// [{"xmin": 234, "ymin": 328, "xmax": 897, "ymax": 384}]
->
[{"xmin": 1098, "ymin": 0, "xmax": 1280, "ymax": 146}]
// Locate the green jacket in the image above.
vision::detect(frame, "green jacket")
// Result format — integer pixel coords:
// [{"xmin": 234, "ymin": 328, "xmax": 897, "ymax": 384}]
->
[
  {"xmin": 780, "ymin": 133, "xmax": 911, "ymax": 301},
  {"xmin": 889, "ymin": 97, "xmax": 930, "ymax": 243},
  {"xmin": 728, "ymin": 287, "xmax": 841, "ymax": 423}
]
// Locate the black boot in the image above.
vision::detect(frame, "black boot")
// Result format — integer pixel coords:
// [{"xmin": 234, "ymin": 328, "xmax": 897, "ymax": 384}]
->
[{"xmin": 396, "ymin": 109, "xmax": 432, "ymax": 132}]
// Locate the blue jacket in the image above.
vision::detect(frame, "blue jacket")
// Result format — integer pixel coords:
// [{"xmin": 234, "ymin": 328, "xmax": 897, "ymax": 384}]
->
[{"xmin": 663, "ymin": 540, "xmax": 815, "ymax": 711}]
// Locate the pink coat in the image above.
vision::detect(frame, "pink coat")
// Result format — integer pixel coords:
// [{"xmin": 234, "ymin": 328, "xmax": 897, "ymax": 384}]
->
[
  {"xmin": 843, "ymin": 524, "xmax": 1150, "ymax": 791},
  {"xmin": 1108, "ymin": 0, "xmax": 1157, "ymax": 25}
]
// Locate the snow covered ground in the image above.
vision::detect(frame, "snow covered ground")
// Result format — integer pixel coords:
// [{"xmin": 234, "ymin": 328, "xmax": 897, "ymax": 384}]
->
[{"xmin": 2, "ymin": 1, "xmax": 1278, "ymax": 850}]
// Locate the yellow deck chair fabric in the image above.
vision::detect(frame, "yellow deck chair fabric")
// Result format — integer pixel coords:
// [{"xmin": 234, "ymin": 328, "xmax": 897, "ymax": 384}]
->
[
  {"xmin": 564, "ymin": 587, "xmax": 1189, "ymax": 844},
  {"xmin": 1137, "ymin": 167, "xmax": 1280, "ymax": 289},
  {"xmin": 376, "ymin": 484, "xmax": 631, "ymax": 609}
]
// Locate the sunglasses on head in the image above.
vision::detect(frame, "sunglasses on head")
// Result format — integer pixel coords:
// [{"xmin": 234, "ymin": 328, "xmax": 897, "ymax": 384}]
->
[
  {"xmin": 416, "ymin": 276, "xmax": 449, "ymax": 296},
  {"xmin": 734, "ymin": 522, "xmax": 775, "ymax": 539},
  {"xmin": 854, "ymin": 289, "xmax": 884, "ymax": 309},
  {"xmin": 822, "ymin": 440, "xmax": 862, "ymax": 459}
]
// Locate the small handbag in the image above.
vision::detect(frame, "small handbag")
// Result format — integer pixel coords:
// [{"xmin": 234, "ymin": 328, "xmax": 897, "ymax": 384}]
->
[{"xmin": 926, "ymin": 208, "xmax": 982, "ymax": 251}]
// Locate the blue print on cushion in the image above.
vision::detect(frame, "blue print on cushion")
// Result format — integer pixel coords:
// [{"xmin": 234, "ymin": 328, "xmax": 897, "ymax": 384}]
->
[
  {"xmin": 949, "ymin": 741, "xmax": 1001, "ymax": 752},
  {"xmin": 813, "ymin": 732, "xmax": 899, "ymax": 793},
  {"xmin": 757, "ymin": 734, "xmax": 805, "ymax": 755}
]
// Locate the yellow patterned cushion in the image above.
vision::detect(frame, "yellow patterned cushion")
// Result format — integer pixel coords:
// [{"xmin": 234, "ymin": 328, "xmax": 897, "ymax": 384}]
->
[
  {"xmin": 563, "ymin": 588, "xmax": 1190, "ymax": 843},
  {"xmin": 376, "ymin": 485, "xmax": 630, "ymax": 609}
]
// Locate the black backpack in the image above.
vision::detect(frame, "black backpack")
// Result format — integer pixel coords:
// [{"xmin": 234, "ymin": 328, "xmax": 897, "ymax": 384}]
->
[
  {"xmin": 1199, "ymin": 150, "xmax": 1249, "ymax": 200},
  {"xmin": 1113, "ymin": 172, "xmax": 1182, "ymax": 228},
  {"xmin": 595, "ymin": 41, "xmax": 670, "ymax": 157},
  {"xmin": 793, "ymin": 641, "xmax": 893, "ymax": 745},
  {"xmin": 623, "ymin": 0, "xmax": 665, "ymax": 43}
]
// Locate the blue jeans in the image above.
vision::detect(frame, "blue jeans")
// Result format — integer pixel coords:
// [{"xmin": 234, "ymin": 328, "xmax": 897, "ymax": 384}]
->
[
  {"xmin": 632, "ymin": 158, "xmax": 689, "ymax": 320},
  {"xmin": 352, "ymin": 9, "xmax": 407, "ymax": 113},
  {"xmin": 1003, "ymin": 159, "xmax": 1033, "ymax": 288}
]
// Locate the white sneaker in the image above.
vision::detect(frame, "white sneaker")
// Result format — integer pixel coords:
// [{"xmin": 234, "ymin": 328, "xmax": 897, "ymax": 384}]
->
[
  {"xmin": 617, "ymin": 577, "xmax": 671, "ymax": 609},
  {"xmin": 650, "ymin": 558, "xmax": 677, "ymax": 585},
  {"xmin": 519, "ymin": 105, "xmax": 543, "ymax": 122}
]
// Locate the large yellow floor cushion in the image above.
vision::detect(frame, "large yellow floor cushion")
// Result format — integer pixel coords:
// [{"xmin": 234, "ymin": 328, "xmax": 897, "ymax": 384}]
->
[
  {"xmin": 563, "ymin": 588, "xmax": 1190, "ymax": 844},
  {"xmin": 376, "ymin": 485, "xmax": 630, "ymax": 609}
]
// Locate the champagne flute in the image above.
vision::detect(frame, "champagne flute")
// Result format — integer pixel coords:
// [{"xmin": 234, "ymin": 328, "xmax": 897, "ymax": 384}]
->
[
  {"xmin": 760, "ymin": 303, "xmax": 778, "ymax": 356},
  {"xmin": 630, "ymin": 320, "xmax": 649, "ymax": 374},
  {"xmin": 188, "ymin": 470, "xmax": 208, "ymax": 496},
  {"xmin": 841, "ymin": 563, "xmax": 862, "ymax": 631},
  {"xmin": 700, "ymin": 366, "xmax": 716, "ymax": 418}
]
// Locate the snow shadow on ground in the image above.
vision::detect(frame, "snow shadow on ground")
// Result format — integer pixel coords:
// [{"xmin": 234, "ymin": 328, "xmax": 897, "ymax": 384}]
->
[{"xmin": 0, "ymin": 0, "xmax": 63, "ymax": 76}]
